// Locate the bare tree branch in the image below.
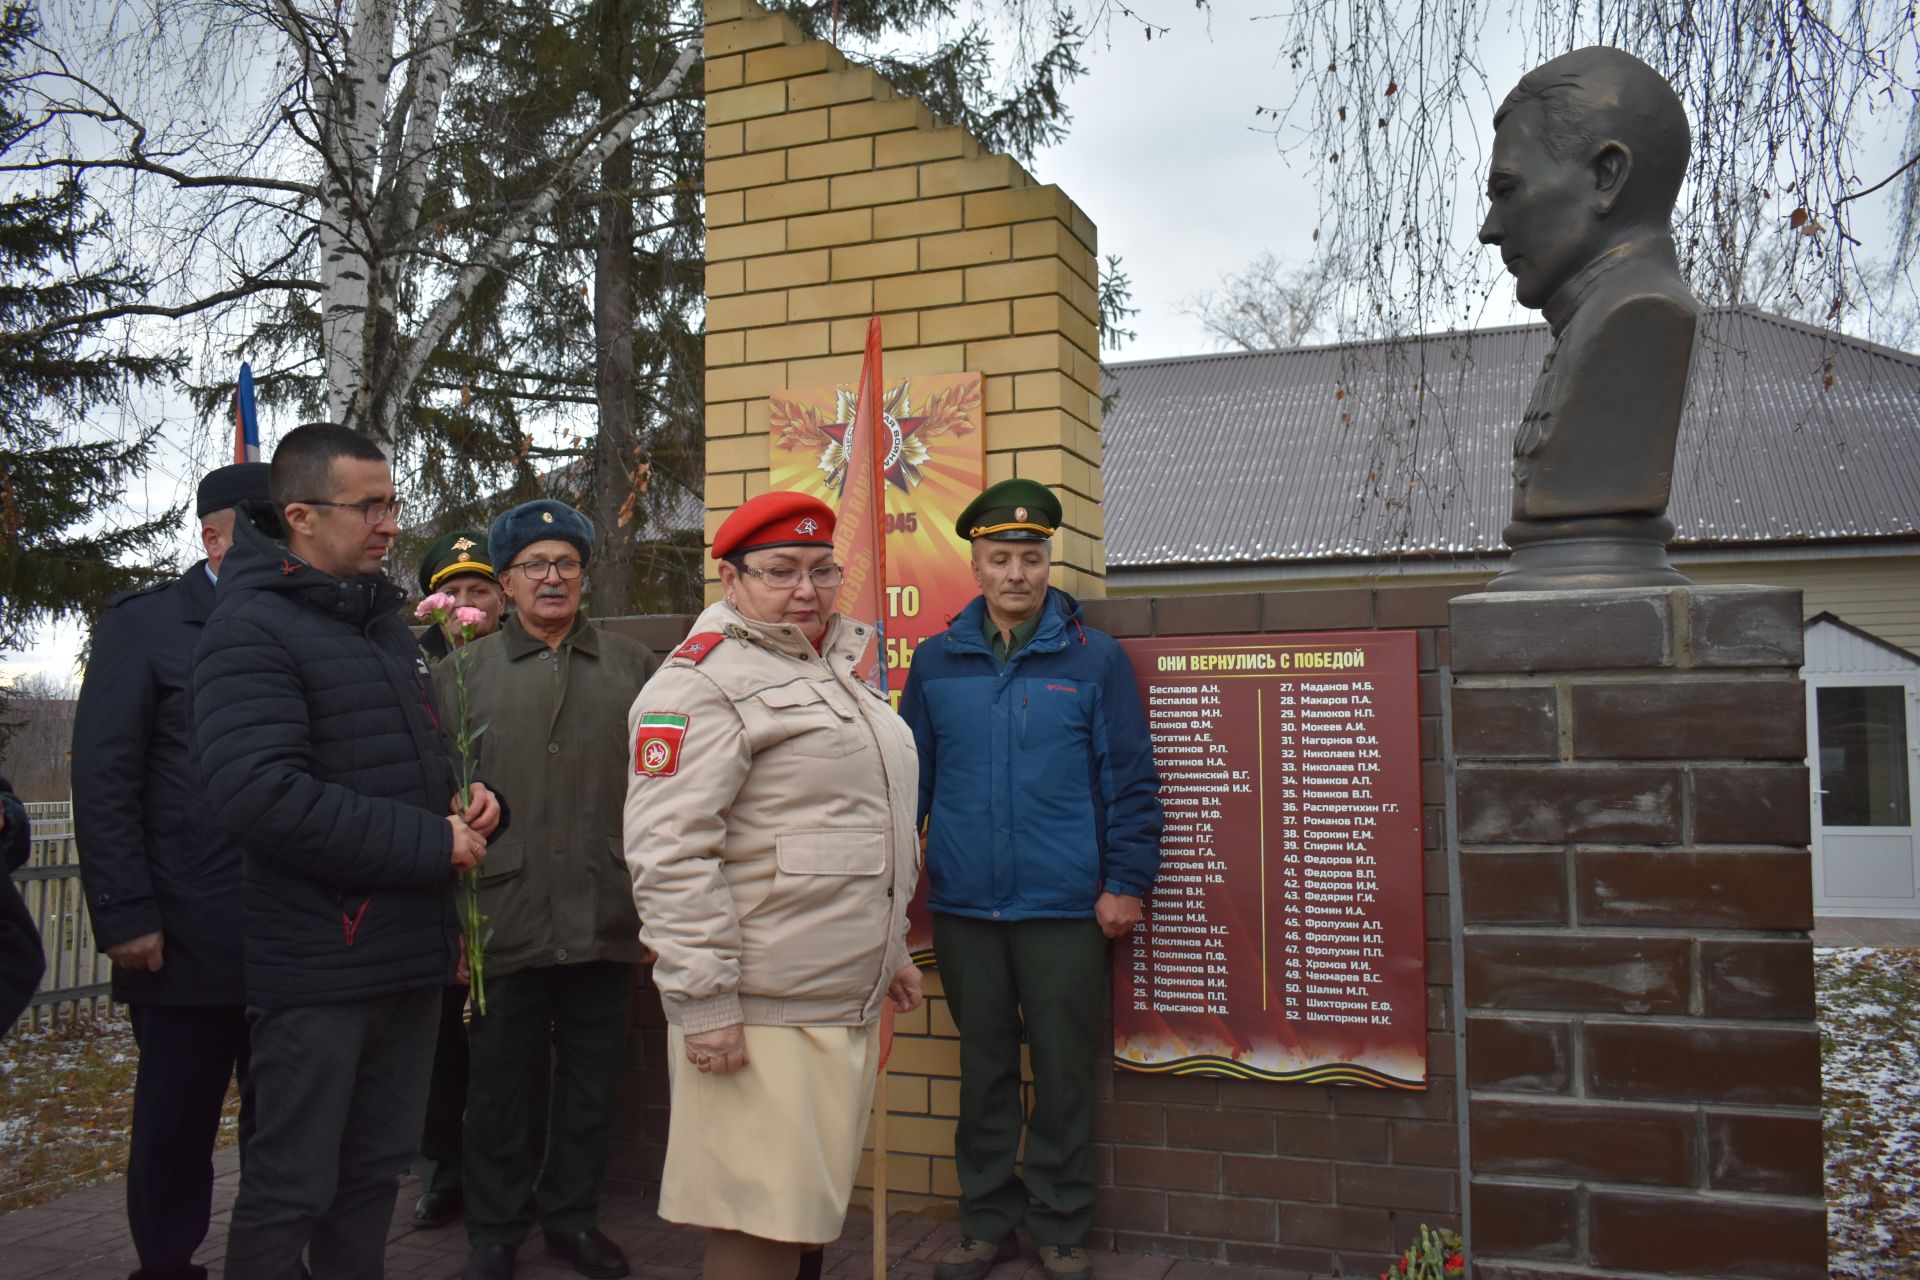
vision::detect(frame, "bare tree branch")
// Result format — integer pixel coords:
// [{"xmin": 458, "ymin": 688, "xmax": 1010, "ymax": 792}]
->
[
  {"xmin": 1, "ymin": 278, "xmax": 322, "ymax": 350},
  {"xmin": 372, "ymin": 43, "xmax": 699, "ymax": 440}
]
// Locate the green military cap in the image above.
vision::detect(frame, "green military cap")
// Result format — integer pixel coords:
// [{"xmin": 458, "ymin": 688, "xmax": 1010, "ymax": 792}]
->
[
  {"xmin": 955, "ymin": 478, "xmax": 1062, "ymax": 542},
  {"xmin": 417, "ymin": 529, "xmax": 496, "ymax": 595}
]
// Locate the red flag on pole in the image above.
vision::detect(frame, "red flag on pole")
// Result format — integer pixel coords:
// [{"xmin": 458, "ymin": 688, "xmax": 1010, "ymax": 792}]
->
[
  {"xmin": 833, "ymin": 315, "xmax": 889, "ymax": 695},
  {"xmin": 836, "ymin": 314, "xmax": 897, "ymax": 1268}
]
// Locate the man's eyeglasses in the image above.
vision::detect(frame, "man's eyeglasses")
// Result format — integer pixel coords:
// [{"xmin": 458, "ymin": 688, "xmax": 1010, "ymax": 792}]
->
[
  {"xmin": 738, "ymin": 563, "xmax": 844, "ymax": 590},
  {"xmin": 508, "ymin": 558, "xmax": 585, "ymax": 582},
  {"xmin": 296, "ymin": 498, "xmax": 405, "ymax": 525}
]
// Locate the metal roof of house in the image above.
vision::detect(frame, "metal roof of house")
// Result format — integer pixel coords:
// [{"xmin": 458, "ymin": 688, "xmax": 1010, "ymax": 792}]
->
[{"xmin": 1101, "ymin": 306, "xmax": 1920, "ymax": 570}]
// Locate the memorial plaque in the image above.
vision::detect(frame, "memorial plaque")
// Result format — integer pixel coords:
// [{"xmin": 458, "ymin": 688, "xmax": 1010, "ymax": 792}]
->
[{"xmin": 1114, "ymin": 631, "xmax": 1429, "ymax": 1088}]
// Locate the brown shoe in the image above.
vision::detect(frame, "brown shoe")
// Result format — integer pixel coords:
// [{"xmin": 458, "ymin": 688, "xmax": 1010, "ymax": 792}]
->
[
  {"xmin": 934, "ymin": 1235, "xmax": 1019, "ymax": 1280},
  {"xmin": 1039, "ymin": 1245, "xmax": 1092, "ymax": 1277}
]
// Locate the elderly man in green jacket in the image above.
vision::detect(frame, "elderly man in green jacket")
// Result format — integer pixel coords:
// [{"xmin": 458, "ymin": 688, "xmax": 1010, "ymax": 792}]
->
[{"xmin": 434, "ymin": 499, "xmax": 658, "ymax": 1280}]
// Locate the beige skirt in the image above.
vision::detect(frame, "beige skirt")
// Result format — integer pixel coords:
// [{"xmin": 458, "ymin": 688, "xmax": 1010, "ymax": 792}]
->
[{"xmin": 660, "ymin": 1022, "xmax": 879, "ymax": 1244}]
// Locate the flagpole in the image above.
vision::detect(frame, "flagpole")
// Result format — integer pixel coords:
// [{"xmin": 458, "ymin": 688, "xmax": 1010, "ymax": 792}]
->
[
  {"xmin": 872, "ymin": 1053, "xmax": 890, "ymax": 1278},
  {"xmin": 834, "ymin": 314, "xmax": 893, "ymax": 1275}
]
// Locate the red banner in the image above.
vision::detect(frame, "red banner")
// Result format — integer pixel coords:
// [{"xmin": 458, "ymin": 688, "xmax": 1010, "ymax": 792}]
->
[
  {"xmin": 1113, "ymin": 631, "xmax": 1428, "ymax": 1088},
  {"xmin": 769, "ymin": 372, "xmax": 984, "ymax": 703},
  {"xmin": 831, "ymin": 317, "xmax": 890, "ymax": 691}
]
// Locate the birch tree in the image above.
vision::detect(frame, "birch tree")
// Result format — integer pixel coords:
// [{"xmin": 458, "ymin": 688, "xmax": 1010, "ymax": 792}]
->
[
  {"xmin": 10, "ymin": 0, "xmax": 1139, "ymax": 615},
  {"xmin": 10, "ymin": 0, "xmax": 695, "ymax": 447},
  {"xmin": 407, "ymin": 0, "xmax": 1109, "ymax": 613}
]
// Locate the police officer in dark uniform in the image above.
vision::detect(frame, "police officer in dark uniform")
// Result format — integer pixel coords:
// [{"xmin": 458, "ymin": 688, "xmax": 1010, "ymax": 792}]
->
[
  {"xmin": 411, "ymin": 528, "xmax": 506, "ymax": 1230},
  {"xmin": 73, "ymin": 462, "xmax": 270, "ymax": 1280}
]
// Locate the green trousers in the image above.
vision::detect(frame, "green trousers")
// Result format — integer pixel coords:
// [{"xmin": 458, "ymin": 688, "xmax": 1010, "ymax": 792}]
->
[
  {"xmin": 464, "ymin": 960, "xmax": 633, "ymax": 1244},
  {"xmin": 417, "ymin": 984, "xmax": 550, "ymax": 1196},
  {"xmin": 931, "ymin": 913, "xmax": 1106, "ymax": 1247}
]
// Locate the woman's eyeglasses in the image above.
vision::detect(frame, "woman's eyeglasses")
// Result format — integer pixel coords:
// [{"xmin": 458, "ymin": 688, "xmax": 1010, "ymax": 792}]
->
[{"xmin": 738, "ymin": 563, "xmax": 844, "ymax": 590}]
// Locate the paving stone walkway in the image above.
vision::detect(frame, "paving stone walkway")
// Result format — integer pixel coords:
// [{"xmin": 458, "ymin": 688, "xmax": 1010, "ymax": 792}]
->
[
  {"xmin": 1810, "ymin": 915, "xmax": 1920, "ymax": 947},
  {"xmin": 0, "ymin": 1150, "xmax": 1241, "ymax": 1280}
]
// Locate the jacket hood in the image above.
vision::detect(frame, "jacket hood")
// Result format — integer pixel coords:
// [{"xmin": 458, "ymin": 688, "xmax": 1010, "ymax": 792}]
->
[
  {"xmin": 945, "ymin": 587, "xmax": 1084, "ymax": 655},
  {"xmin": 220, "ymin": 499, "xmax": 407, "ymax": 626},
  {"xmin": 688, "ymin": 600, "xmax": 871, "ymax": 667}
]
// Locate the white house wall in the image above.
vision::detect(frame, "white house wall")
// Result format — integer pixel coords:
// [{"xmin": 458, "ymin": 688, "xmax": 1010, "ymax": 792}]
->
[{"xmin": 1805, "ymin": 616, "xmax": 1920, "ymax": 675}]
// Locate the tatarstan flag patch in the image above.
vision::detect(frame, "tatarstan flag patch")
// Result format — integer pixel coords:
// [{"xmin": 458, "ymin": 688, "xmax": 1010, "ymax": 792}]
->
[{"xmin": 634, "ymin": 713, "xmax": 689, "ymax": 777}]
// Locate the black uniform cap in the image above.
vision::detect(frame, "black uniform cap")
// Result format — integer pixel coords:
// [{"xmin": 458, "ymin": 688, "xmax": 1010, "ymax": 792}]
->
[{"xmin": 196, "ymin": 463, "xmax": 272, "ymax": 518}]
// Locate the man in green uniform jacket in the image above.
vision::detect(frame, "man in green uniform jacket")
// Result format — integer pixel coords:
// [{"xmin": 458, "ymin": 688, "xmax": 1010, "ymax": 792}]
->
[
  {"xmin": 412, "ymin": 526, "xmax": 507, "ymax": 1231},
  {"xmin": 434, "ymin": 499, "xmax": 659, "ymax": 1280}
]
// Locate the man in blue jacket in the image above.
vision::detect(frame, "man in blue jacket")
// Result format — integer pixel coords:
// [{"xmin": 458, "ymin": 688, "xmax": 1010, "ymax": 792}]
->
[{"xmin": 900, "ymin": 479, "xmax": 1162, "ymax": 1280}]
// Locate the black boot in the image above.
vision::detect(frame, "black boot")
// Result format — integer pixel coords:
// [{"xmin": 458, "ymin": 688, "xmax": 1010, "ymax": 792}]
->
[
  {"xmin": 463, "ymin": 1244, "xmax": 517, "ymax": 1280},
  {"xmin": 413, "ymin": 1186, "xmax": 464, "ymax": 1229},
  {"xmin": 542, "ymin": 1228, "xmax": 631, "ymax": 1279}
]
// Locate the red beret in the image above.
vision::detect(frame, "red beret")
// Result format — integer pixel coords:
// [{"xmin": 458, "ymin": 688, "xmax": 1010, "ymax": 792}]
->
[{"xmin": 711, "ymin": 490, "xmax": 837, "ymax": 560}]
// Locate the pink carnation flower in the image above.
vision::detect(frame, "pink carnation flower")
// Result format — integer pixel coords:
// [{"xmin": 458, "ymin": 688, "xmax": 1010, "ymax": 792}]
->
[
  {"xmin": 414, "ymin": 591, "xmax": 457, "ymax": 621},
  {"xmin": 454, "ymin": 606, "xmax": 487, "ymax": 629}
]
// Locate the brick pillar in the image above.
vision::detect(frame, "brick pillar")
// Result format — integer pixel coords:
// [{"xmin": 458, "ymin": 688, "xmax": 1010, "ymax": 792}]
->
[
  {"xmin": 703, "ymin": 0, "xmax": 1105, "ymax": 605},
  {"xmin": 1449, "ymin": 586, "xmax": 1827, "ymax": 1280}
]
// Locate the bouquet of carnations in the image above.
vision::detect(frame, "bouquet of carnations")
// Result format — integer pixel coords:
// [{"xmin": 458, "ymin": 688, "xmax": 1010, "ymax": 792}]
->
[
  {"xmin": 1383, "ymin": 1225, "xmax": 1464, "ymax": 1280},
  {"xmin": 415, "ymin": 592, "xmax": 491, "ymax": 1012}
]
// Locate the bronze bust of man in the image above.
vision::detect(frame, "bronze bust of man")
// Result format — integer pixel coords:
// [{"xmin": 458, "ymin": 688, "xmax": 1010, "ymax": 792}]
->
[{"xmin": 1481, "ymin": 46, "xmax": 1699, "ymax": 590}]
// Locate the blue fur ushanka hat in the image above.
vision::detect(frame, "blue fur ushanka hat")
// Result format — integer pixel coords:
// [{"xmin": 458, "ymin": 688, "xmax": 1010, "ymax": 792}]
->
[{"xmin": 489, "ymin": 499, "xmax": 595, "ymax": 572}]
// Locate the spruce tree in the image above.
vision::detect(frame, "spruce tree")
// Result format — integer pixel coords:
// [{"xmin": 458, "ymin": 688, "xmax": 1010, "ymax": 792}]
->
[
  {"xmin": 0, "ymin": 3, "xmax": 180, "ymax": 652},
  {"xmin": 406, "ymin": 0, "xmax": 1095, "ymax": 614}
]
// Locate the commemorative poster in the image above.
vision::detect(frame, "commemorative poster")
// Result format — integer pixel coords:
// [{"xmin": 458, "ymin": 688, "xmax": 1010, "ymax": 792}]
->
[
  {"xmin": 768, "ymin": 371, "xmax": 985, "ymax": 959},
  {"xmin": 1113, "ymin": 631, "xmax": 1429, "ymax": 1088},
  {"xmin": 768, "ymin": 372, "xmax": 985, "ymax": 700}
]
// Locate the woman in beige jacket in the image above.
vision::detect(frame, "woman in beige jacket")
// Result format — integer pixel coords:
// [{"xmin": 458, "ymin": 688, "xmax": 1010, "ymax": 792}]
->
[{"xmin": 623, "ymin": 491, "xmax": 921, "ymax": 1280}]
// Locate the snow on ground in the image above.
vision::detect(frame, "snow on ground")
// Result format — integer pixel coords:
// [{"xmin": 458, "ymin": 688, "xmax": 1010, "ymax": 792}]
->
[
  {"xmin": 0, "ymin": 1014, "xmax": 240, "ymax": 1213},
  {"xmin": 1820, "ymin": 947, "xmax": 1920, "ymax": 1279}
]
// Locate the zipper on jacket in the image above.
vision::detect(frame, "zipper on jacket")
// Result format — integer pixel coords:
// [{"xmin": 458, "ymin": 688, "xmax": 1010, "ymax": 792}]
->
[
  {"xmin": 830, "ymin": 650, "xmax": 908, "ymax": 1008},
  {"xmin": 339, "ymin": 893, "xmax": 371, "ymax": 946}
]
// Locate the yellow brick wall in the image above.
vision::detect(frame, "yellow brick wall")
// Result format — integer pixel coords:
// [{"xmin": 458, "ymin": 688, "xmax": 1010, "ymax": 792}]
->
[
  {"xmin": 703, "ymin": 0, "xmax": 1106, "ymax": 614},
  {"xmin": 704, "ymin": 0, "xmax": 1096, "ymax": 1211},
  {"xmin": 846, "ymin": 970, "xmax": 1037, "ymax": 1213}
]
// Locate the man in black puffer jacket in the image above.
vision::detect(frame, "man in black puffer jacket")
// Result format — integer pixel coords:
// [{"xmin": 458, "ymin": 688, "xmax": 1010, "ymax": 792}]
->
[{"xmin": 192, "ymin": 424, "xmax": 504, "ymax": 1280}]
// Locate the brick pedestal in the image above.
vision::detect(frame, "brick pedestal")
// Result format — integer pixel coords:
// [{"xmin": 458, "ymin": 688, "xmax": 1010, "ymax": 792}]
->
[{"xmin": 1450, "ymin": 587, "xmax": 1827, "ymax": 1279}]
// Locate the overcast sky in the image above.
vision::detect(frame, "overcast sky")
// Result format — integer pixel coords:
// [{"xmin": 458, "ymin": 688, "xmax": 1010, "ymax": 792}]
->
[
  {"xmin": 4, "ymin": 0, "xmax": 1912, "ymax": 686},
  {"xmin": 1031, "ymin": 3, "xmax": 1366, "ymax": 359}
]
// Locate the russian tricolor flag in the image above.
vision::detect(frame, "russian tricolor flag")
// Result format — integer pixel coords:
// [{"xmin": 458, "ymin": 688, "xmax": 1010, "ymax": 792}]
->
[{"xmin": 233, "ymin": 363, "xmax": 261, "ymax": 463}]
